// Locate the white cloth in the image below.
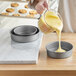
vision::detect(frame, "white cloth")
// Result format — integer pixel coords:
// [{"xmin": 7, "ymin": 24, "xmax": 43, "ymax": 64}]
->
[
  {"xmin": 49, "ymin": 0, "xmax": 59, "ymax": 12},
  {"xmin": 58, "ymin": 0, "xmax": 76, "ymax": 32}
]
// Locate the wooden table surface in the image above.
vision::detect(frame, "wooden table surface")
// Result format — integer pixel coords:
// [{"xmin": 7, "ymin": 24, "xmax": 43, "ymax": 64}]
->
[
  {"xmin": 0, "ymin": 1, "xmax": 76, "ymax": 76},
  {"xmin": 0, "ymin": 33, "xmax": 76, "ymax": 76},
  {"xmin": 0, "ymin": 33, "xmax": 76, "ymax": 70}
]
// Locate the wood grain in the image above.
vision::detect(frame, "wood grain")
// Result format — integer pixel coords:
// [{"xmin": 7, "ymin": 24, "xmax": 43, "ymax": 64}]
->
[
  {"xmin": 0, "ymin": 33, "xmax": 76, "ymax": 70},
  {"xmin": 0, "ymin": 71, "xmax": 76, "ymax": 76}
]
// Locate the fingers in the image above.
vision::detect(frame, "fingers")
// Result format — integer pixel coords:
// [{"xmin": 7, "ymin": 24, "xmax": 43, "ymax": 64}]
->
[
  {"xmin": 43, "ymin": 1, "xmax": 48, "ymax": 9},
  {"xmin": 35, "ymin": 0, "xmax": 48, "ymax": 14},
  {"xmin": 35, "ymin": 1, "xmax": 45, "ymax": 14}
]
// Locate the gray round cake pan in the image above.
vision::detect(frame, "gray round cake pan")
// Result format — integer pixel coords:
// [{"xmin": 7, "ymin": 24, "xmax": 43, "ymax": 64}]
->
[
  {"xmin": 46, "ymin": 41, "xmax": 73, "ymax": 59},
  {"xmin": 14, "ymin": 25, "xmax": 37, "ymax": 36},
  {"xmin": 10, "ymin": 26, "xmax": 39, "ymax": 43}
]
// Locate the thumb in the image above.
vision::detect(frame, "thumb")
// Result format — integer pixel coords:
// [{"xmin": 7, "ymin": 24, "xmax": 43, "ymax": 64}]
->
[{"xmin": 43, "ymin": 1, "xmax": 48, "ymax": 9}]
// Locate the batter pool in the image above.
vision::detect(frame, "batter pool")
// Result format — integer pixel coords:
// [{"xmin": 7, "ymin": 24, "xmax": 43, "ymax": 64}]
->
[{"xmin": 42, "ymin": 11, "xmax": 66, "ymax": 52}]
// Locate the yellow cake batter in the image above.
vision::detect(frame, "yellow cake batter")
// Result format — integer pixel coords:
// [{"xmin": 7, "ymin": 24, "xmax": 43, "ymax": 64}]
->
[
  {"xmin": 39, "ymin": 11, "xmax": 66, "ymax": 52},
  {"xmin": 45, "ymin": 11, "xmax": 66, "ymax": 52}
]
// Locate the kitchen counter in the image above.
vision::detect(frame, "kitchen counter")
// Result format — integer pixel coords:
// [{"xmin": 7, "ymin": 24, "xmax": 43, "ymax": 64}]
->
[
  {"xmin": 0, "ymin": 33, "xmax": 76, "ymax": 76},
  {"xmin": 0, "ymin": 0, "xmax": 76, "ymax": 76}
]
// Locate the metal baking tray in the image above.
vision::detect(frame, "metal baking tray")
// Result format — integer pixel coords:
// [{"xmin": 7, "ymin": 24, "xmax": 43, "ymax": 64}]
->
[
  {"xmin": 0, "ymin": 0, "xmax": 29, "ymax": 2},
  {"xmin": 0, "ymin": 0, "xmax": 40, "ymax": 19}
]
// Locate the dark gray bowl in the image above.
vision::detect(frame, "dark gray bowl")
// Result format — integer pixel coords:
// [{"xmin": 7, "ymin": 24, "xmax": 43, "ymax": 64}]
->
[
  {"xmin": 46, "ymin": 41, "xmax": 73, "ymax": 59},
  {"xmin": 13, "ymin": 25, "xmax": 37, "ymax": 36},
  {"xmin": 10, "ymin": 26, "xmax": 39, "ymax": 43}
]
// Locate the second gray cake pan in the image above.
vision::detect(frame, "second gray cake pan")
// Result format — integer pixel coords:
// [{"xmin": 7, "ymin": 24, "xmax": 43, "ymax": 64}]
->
[
  {"xmin": 46, "ymin": 41, "xmax": 73, "ymax": 59},
  {"xmin": 11, "ymin": 25, "xmax": 40, "ymax": 43}
]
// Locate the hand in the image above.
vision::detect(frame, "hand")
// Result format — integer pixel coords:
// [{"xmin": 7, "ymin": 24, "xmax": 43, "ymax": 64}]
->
[{"xmin": 35, "ymin": 0, "xmax": 48, "ymax": 14}]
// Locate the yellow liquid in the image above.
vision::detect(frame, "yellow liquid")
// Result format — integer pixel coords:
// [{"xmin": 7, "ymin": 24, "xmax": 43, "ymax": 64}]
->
[
  {"xmin": 45, "ymin": 11, "xmax": 66, "ymax": 53},
  {"xmin": 56, "ymin": 30, "xmax": 66, "ymax": 52}
]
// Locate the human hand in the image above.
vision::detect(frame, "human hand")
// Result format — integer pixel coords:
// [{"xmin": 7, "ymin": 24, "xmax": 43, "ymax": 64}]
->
[{"xmin": 35, "ymin": 0, "xmax": 48, "ymax": 14}]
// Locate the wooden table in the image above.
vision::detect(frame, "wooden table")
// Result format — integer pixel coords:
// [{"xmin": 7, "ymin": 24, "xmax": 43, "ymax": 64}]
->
[{"xmin": 0, "ymin": 33, "xmax": 76, "ymax": 76}]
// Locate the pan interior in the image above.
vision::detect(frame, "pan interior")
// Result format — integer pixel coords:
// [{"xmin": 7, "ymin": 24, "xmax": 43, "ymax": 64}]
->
[
  {"xmin": 46, "ymin": 41, "xmax": 73, "ymax": 52},
  {"xmin": 14, "ymin": 26, "xmax": 37, "ymax": 36}
]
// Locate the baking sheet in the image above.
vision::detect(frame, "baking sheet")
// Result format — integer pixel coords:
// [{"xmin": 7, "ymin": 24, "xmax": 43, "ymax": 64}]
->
[
  {"xmin": 0, "ymin": 1, "xmax": 40, "ymax": 19},
  {"xmin": 0, "ymin": 0, "xmax": 29, "ymax": 2}
]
